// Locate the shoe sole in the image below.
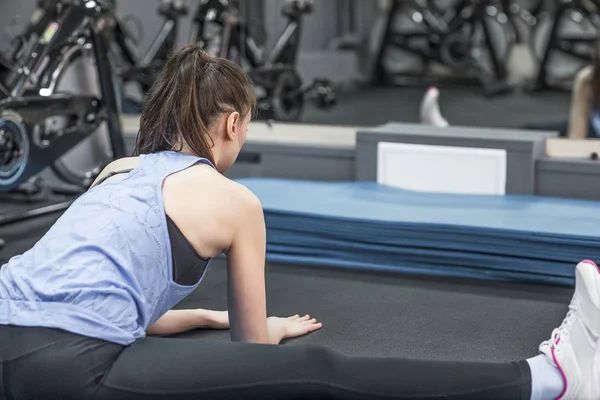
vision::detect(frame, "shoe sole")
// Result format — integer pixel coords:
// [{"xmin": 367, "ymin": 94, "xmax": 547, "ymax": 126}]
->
[{"xmin": 577, "ymin": 260, "xmax": 600, "ymax": 399}]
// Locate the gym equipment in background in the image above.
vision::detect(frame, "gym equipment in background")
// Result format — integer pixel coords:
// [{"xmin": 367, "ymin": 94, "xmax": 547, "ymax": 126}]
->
[
  {"xmin": 0, "ymin": 0, "xmax": 128, "ymax": 248},
  {"xmin": 117, "ymin": 0, "xmax": 189, "ymax": 108},
  {"xmin": 0, "ymin": 0, "xmax": 62, "ymax": 95},
  {"xmin": 192, "ymin": 0, "xmax": 336, "ymax": 122},
  {"xmin": 0, "ymin": 0, "xmax": 185, "ymax": 187},
  {"xmin": 2, "ymin": 0, "xmax": 187, "ymax": 112},
  {"xmin": 495, "ymin": 0, "xmax": 538, "ymax": 87},
  {"xmin": 0, "ymin": 0, "xmax": 133, "ymax": 188},
  {"xmin": 371, "ymin": 0, "xmax": 516, "ymax": 96},
  {"xmin": 327, "ymin": 0, "xmax": 364, "ymax": 51},
  {"xmin": 528, "ymin": 0, "xmax": 600, "ymax": 91}
]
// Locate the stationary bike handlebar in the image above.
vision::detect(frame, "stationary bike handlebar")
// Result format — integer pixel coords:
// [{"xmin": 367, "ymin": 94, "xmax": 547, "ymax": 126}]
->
[
  {"xmin": 291, "ymin": 0, "xmax": 314, "ymax": 11},
  {"xmin": 282, "ymin": 0, "xmax": 314, "ymax": 17},
  {"xmin": 159, "ymin": 0, "xmax": 189, "ymax": 13}
]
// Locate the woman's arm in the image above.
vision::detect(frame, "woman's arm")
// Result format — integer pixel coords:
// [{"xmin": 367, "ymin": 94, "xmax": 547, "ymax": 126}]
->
[
  {"xmin": 568, "ymin": 65, "xmax": 594, "ymax": 139},
  {"xmin": 225, "ymin": 189, "xmax": 280, "ymax": 344},
  {"xmin": 146, "ymin": 309, "xmax": 228, "ymax": 336}
]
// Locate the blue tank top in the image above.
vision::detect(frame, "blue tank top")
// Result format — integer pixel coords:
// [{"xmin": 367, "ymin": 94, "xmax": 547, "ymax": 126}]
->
[{"xmin": 0, "ymin": 151, "xmax": 214, "ymax": 345}]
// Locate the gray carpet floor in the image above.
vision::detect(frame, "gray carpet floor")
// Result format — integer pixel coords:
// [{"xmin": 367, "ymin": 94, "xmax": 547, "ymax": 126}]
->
[{"xmin": 301, "ymin": 85, "xmax": 571, "ymax": 130}]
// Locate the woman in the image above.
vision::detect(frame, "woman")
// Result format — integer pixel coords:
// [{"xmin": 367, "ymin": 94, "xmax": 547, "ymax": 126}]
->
[{"xmin": 0, "ymin": 44, "xmax": 597, "ymax": 400}]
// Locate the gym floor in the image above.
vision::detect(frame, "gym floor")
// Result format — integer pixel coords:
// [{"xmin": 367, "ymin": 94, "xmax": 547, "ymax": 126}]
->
[
  {"xmin": 302, "ymin": 84, "xmax": 571, "ymax": 129},
  {"xmin": 0, "ymin": 85, "xmax": 575, "ymax": 362}
]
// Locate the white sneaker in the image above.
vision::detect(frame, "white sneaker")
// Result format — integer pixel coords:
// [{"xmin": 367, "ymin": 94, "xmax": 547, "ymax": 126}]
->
[{"xmin": 539, "ymin": 260, "xmax": 600, "ymax": 400}]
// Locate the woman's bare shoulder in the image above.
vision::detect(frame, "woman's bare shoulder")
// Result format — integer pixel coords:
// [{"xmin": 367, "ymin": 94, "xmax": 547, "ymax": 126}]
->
[{"xmin": 193, "ymin": 167, "xmax": 262, "ymax": 211}]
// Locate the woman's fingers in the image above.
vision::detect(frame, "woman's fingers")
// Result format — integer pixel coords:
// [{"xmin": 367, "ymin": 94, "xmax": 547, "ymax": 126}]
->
[
  {"xmin": 283, "ymin": 314, "xmax": 323, "ymax": 334},
  {"xmin": 288, "ymin": 314, "xmax": 311, "ymax": 320},
  {"xmin": 277, "ymin": 314, "xmax": 323, "ymax": 339},
  {"xmin": 306, "ymin": 321, "xmax": 323, "ymax": 332}
]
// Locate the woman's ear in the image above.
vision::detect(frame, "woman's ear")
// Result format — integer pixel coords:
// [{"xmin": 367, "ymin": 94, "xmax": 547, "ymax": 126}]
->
[{"xmin": 225, "ymin": 112, "xmax": 241, "ymax": 141}]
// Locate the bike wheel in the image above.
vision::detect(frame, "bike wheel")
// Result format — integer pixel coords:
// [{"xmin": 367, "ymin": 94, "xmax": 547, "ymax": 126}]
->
[
  {"xmin": 271, "ymin": 70, "xmax": 304, "ymax": 122},
  {"xmin": 0, "ymin": 111, "xmax": 30, "ymax": 191},
  {"xmin": 49, "ymin": 53, "xmax": 117, "ymax": 188}
]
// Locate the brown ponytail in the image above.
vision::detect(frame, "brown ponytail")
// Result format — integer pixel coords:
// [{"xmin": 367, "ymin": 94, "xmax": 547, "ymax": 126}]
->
[{"xmin": 134, "ymin": 44, "xmax": 257, "ymax": 164}]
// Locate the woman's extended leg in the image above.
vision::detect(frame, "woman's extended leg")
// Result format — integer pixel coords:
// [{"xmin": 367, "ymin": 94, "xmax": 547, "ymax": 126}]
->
[
  {"xmin": 3, "ymin": 261, "xmax": 598, "ymax": 400},
  {"xmin": 0, "ymin": 325, "xmax": 531, "ymax": 400},
  {"xmin": 97, "ymin": 337, "xmax": 531, "ymax": 400},
  {"xmin": 97, "ymin": 261, "xmax": 600, "ymax": 400}
]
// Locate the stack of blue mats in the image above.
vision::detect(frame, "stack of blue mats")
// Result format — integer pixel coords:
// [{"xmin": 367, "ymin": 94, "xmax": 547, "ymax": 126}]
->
[{"xmin": 236, "ymin": 178, "xmax": 600, "ymax": 286}]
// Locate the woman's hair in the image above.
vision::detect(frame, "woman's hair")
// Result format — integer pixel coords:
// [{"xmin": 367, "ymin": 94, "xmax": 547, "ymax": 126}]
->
[
  {"xmin": 591, "ymin": 40, "xmax": 600, "ymax": 106},
  {"xmin": 134, "ymin": 44, "xmax": 257, "ymax": 164}
]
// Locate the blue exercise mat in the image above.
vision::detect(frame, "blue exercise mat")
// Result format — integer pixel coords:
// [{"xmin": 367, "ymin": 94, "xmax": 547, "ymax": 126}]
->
[
  {"xmin": 239, "ymin": 179, "xmax": 600, "ymax": 238},
  {"xmin": 236, "ymin": 178, "xmax": 600, "ymax": 285}
]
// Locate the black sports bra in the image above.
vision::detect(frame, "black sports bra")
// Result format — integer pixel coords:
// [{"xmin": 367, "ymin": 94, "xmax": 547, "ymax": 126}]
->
[{"xmin": 91, "ymin": 169, "xmax": 210, "ymax": 286}]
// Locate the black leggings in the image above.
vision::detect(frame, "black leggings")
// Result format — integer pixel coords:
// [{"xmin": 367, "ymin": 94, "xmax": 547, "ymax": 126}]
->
[{"xmin": 0, "ymin": 325, "xmax": 532, "ymax": 400}]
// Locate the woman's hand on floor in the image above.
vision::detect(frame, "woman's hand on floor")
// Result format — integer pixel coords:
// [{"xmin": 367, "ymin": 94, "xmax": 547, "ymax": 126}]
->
[{"xmin": 267, "ymin": 314, "xmax": 323, "ymax": 344}]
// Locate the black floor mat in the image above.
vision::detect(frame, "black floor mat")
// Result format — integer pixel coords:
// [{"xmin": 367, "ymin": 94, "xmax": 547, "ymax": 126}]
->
[{"xmin": 173, "ymin": 259, "xmax": 572, "ymax": 363}]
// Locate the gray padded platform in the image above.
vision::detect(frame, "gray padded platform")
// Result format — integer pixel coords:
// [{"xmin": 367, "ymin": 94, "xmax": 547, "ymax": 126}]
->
[
  {"xmin": 227, "ymin": 142, "xmax": 355, "ymax": 181},
  {"xmin": 355, "ymin": 123, "xmax": 558, "ymax": 195},
  {"xmin": 536, "ymin": 157, "xmax": 600, "ymax": 200}
]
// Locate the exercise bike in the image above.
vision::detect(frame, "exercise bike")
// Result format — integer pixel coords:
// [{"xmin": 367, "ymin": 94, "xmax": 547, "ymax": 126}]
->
[
  {"xmin": 192, "ymin": 0, "xmax": 336, "ymax": 121},
  {"xmin": 0, "ymin": 0, "xmax": 65, "ymax": 96},
  {"xmin": 528, "ymin": 0, "xmax": 600, "ymax": 91},
  {"xmin": 117, "ymin": 0, "xmax": 189, "ymax": 109},
  {"xmin": 0, "ymin": 0, "xmax": 130, "ymax": 189},
  {"xmin": 372, "ymin": 0, "xmax": 515, "ymax": 96},
  {"xmin": 0, "ymin": 0, "xmax": 186, "ymax": 187},
  {"xmin": 0, "ymin": 0, "xmax": 127, "ymax": 247}
]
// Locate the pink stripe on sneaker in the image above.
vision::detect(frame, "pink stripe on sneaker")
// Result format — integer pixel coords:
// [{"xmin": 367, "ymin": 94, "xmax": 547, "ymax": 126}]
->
[
  {"xmin": 581, "ymin": 259, "xmax": 600, "ymax": 274},
  {"xmin": 551, "ymin": 344, "xmax": 568, "ymax": 400}
]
